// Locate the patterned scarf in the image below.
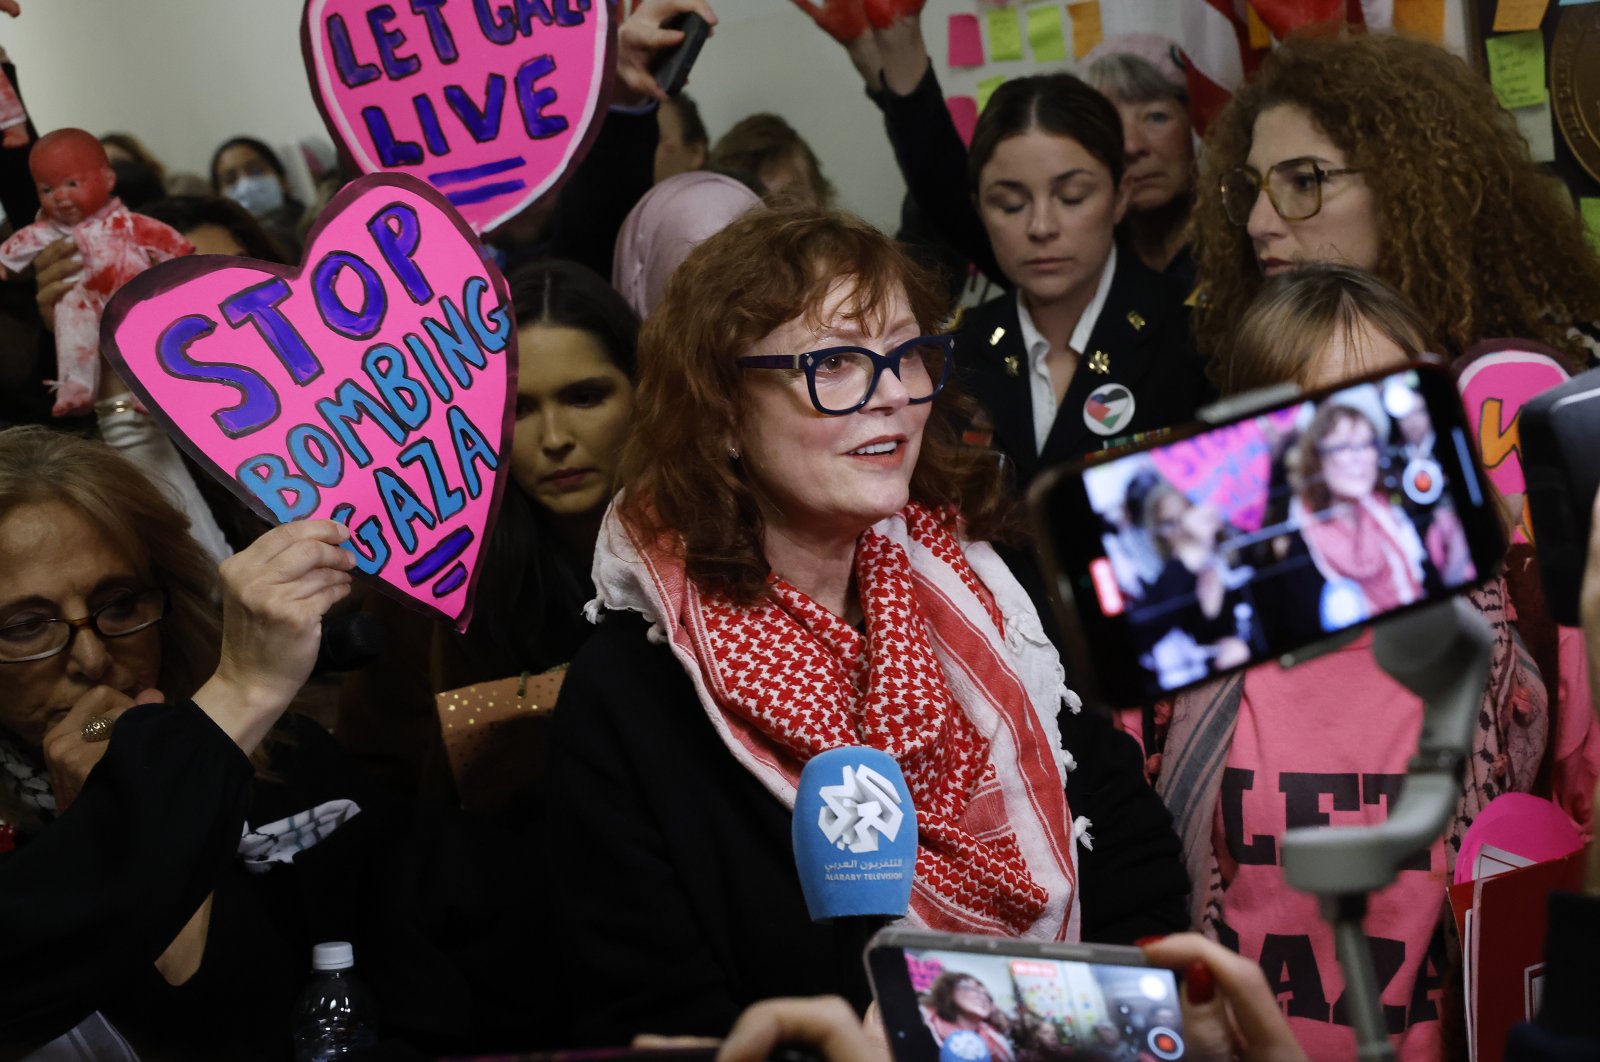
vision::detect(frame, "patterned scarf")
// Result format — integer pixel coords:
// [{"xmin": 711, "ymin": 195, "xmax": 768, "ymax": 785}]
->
[
  {"xmin": 589, "ymin": 500, "xmax": 1083, "ymax": 939},
  {"xmin": 0, "ymin": 725, "xmax": 55, "ymax": 826},
  {"xmin": 1294, "ymin": 495, "xmax": 1423, "ymax": 615}
]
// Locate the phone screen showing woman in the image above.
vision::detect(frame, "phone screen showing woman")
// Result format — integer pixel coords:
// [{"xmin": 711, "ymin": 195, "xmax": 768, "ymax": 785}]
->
[{"xmin": 1060, "ymin": 367, "xmax": 1499, "ymax": 703}]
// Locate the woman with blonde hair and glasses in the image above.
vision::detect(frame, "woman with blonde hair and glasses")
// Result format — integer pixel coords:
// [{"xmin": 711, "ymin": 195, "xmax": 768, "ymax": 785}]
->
[{"xmin": 1192, "ymin": 30, "xmax": 1600, "ymax": 371}]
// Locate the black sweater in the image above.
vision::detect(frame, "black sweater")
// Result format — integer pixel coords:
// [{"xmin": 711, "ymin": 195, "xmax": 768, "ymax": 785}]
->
[
  {"xmin": 0, "ymin": 702, "xmax": 252, "ymax": 1053},
  {"xmin": 545, "ymin": 611, "xmax": 1189, "ymax": 1046}
]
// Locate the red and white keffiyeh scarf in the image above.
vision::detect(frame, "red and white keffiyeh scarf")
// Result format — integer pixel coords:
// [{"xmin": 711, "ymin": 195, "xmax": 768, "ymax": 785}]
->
[
  {"xmin": 1294, "ymin": 494, "xmax": 1425, "ymax": 615},
  {"xmin": 588, "ymin": 500, "xmax": 1083, "ymax": 940}
]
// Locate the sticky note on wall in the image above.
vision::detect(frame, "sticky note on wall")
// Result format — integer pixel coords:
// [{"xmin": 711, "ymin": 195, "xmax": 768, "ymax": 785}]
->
[
  {"xmin": 1485, "ymin": 30, "xmax": 1549, "ymax": 109},
  {"xmin": 1246, "ymin": 4, "xmax": 1272, "ymax": 48},
  {"xmin": 978, "ymin": 75, "xmax": 1007, "ymax": 113},
  {"xmin": 947, "ymin": 96, "xmax": 979, "ymax": 146},
  {"xmin": 1581, "ymin": 198, "xmax": 1600, "ymax": 252},
  {"xmin": 1393, "ymin": 0, "xmax": 1445, "ymax": 42},
  {"xmin": 948, "ymin": 14, "xmax": 984, "ymax": 67},
  {"xmin": 1026, "ymin": 5, "xmax": 1068, "ymax": 62},
  {"xmin": 1493, "ymin": 0, "xmax": 1549, "ymax": 30},
  {"xmin": 1513, "ymin": 99, "xmax": 1557, "ymax": 162},
  {"xmin": 986, "ymin": 7, "xmax": 1024, "ymax": 61},
  {"xmin": 1067, "ymin": 2, "xmax": 1103, "ymax": 59}
]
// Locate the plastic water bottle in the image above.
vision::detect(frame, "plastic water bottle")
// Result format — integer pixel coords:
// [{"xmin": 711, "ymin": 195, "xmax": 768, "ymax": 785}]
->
[{"xmin": 291, "ymin": 941, "xmax": 378, "ymax": 1061}]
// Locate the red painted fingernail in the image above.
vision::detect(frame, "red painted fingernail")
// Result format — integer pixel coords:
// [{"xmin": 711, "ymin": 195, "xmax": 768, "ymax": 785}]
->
[
  {"xmin": 1134, "ymin": 935, "xmax": 1166, "ymax": 948},
  {"xmin": 1184, "ymin": 959, "xmax": 1215, "ymax": 1005}
]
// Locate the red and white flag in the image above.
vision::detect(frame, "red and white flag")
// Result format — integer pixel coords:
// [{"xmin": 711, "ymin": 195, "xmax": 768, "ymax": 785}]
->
[{"xmin": 1180, "ymin": 0, "xmax": 1396, "ymax": 133}]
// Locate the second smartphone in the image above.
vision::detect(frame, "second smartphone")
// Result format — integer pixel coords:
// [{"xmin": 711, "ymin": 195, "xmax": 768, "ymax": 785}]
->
[{"xmin": 1030, "ymin": 364, "xmax": 1506, "ymax": 708}]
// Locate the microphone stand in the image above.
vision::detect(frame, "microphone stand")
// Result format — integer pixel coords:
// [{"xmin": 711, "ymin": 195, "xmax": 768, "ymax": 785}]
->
[{"xmin": 1279, "ymin": 596, "xmax": 1492, "ymax": 1061}]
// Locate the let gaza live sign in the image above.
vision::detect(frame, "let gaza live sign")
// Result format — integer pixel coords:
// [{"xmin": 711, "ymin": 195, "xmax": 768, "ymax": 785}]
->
[
  {"xmin": 302, "ymin": 0, "xmax": 614, "ymax": 234},
  {"xmin": 100, "ymin": 175, "xmax": 517, "ymax": 631}
]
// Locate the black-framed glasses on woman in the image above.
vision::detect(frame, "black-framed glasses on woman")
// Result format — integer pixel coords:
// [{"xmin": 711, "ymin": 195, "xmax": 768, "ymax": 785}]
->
[
  {"xmin": 0, "ymin": 588, "xmax": 170, "ymax": 664},
  {"xmin": 1219, "ymin": 157, "xmax": 1362, "ymax": 226},
  {"xmin": 737, "ymin": 334, "xmax": 954, "ymax": 416}
]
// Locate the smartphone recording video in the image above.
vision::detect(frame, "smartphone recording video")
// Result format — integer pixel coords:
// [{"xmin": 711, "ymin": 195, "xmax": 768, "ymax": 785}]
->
[
  {"xmin": 866, "ymin": 932, "xmax": 1185, "ymax": 1062},
  {"xmin": 1032, "ymin": 365, "xmax": 1505, "ymax": 707}
]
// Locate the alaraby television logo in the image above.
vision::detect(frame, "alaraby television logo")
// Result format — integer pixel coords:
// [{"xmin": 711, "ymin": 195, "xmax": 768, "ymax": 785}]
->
[{"xmin": 817, "ymin": 764, "xmax": 905, "ymax": 853}]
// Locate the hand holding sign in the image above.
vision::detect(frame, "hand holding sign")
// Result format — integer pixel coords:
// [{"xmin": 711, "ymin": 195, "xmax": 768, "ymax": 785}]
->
[{"xmin": 102, "ymin": 174, "xmax": 516, "ymax": 631}]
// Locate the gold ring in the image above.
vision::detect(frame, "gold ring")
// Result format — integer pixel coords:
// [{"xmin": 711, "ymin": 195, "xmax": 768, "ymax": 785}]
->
[{"xmin": 80, "ymin": 715, "xmax": 113, "ymax": 743}]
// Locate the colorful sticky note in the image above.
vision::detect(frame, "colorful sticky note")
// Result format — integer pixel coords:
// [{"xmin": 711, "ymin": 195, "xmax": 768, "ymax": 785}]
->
[
  {"xmin": 977, "ymin": 75, "xmax": 1008, "ymax": 113},
  {"xmin": 986, "ymin": 7, "xmax": 1024, "ymax": 61},
  {"xmin": 947, "ymin": 96, "xmax": 979, "ymax": 146},
  {"xmin": 1067, "ymin": 1, "xmax": 1103, "ymax": 59},
  {"xmin": 1485, "ymin": 30, "xmax": 1549, "ymax": 109},
  {"xmin": 1393, "ymin": 0, "xmax": 1446, "ymax": 42},
  {"xmin": 1492, "ymin": 0, "xmax": 1549, "ymax": 30},
  {"xmin": 1581, "ymin": 198, "xmax": 1600, "ymax": 253},
  {"xmin": 1025, "ymin": 4, "xmax": 1068, "ymax": 62},
  {"xmin": 947, "ymin": 13, "xmax": 985, "ymax": 67},
  {"xmin": 1246, "ymin": 4, "xmax": 1272, "ymax": 48},
  {"xmin": 1512, "ymin": 98, "xmax": 1556, "ymax": 162}
]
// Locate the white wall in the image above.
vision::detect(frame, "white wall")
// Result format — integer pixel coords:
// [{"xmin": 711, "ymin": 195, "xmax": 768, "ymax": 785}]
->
[{"xmin": 0, "ymin": 0, "xmax": 1470, "ymax": 232}]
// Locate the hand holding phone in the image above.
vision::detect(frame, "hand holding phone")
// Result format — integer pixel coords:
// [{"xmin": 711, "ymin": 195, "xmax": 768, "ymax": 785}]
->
[
  {"xmin": 867, "ymin": 929, "xmax": 1189, "ymax": 1061},
  {"xmin": 615, "ymin": 0, "xmax": 716, "ymax": 103},
  {"xmin": 650, "ymin": 11, "xmax": 712, "ymax": 97},
  {"xmin": 1030, "ymin": 364, "xmax": 1504, "ymax": 708},
  {"xmin": 1140, "ymin": 935, "xmax": 1309, "ymax": 1062}
]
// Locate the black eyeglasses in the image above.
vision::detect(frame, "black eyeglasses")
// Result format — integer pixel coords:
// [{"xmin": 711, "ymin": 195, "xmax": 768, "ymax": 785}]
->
[
  {"xmin": 1219, "ymin": 157, "xmax": 1362, "ymax": 226},
  {"xmin": 0, "ymin": 587, "xmax": 169, "ymax": 664},
  {"xmin": 738, "ymin": 334, "xmax": 954, "ymax": 416}
]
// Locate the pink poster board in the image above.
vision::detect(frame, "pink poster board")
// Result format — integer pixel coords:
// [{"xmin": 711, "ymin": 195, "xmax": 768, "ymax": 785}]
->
[
  {"xmin": 302, "ymin": 0, "xmax": 614, "ymax": 234},
  {"xmin": 1149, "ymin": 408, "xmax": 1300, "ymax": 533},
  {"xmin": 1454, "ymin": 339, "xmax": 1572, "ymax": 543},
  {"xmin": 100, "ymin": 174, "xmax": 517, "ymax": 632}
]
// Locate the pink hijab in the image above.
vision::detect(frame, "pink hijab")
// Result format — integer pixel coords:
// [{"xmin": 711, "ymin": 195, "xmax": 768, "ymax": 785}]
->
[{"xmin": 612, "ymin": 171, "xmax": 761, "ymax": 317}]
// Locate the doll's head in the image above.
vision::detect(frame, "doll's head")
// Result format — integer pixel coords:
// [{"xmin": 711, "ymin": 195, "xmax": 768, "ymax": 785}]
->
[{"xmin": 31, "ymin": 129, "xmax": 116, "ymax": 225}]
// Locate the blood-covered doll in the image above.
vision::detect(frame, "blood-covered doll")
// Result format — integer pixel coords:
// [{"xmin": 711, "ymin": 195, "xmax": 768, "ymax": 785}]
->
[{"xmin": 0, "ymin": 128, "xmax": 190, "ymax": 415}]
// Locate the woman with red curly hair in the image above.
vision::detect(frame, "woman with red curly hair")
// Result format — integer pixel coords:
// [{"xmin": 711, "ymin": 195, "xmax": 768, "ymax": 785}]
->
[
  {"xmin": 542, "ymin": 207, "xmax": 1187, "ymax": 1043},
  {"xmin": 1192, "ymin": 30, "xmax": 1600, "ymax": 370}
]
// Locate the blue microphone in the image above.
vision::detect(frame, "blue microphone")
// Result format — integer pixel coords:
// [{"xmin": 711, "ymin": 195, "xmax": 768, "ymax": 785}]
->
[{"xmin": 791, "ymin": 746, "xmax": 918, "ymax": 921}]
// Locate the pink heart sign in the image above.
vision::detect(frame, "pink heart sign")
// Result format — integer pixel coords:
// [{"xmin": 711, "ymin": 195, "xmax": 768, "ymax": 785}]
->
[
  {"xmin": 1455, "ymin": 339, "xmax": 1572, "ymax": 544},
  {"xmin": 302, "ymin": 0, "xmax": 614, "ymax": 234},
  {"xmin": 101, "ymin": 174, "xmax": 517, "ymax": 632},
  {"xmin": 1149, "ymin": 408, "xmax": 1301, "ymax": 534}
]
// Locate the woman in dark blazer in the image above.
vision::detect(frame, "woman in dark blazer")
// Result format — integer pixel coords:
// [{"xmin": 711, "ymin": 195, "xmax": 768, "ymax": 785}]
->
[{"xmin": 816, "ymin": 15, "xmax": 1213, "ymax": 482}]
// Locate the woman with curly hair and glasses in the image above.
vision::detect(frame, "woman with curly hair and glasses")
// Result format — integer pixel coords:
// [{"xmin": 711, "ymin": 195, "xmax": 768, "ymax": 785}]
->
[
  {"xmin": 1192, "ymin": 30, "xmax": 1600, "ymax": 370},
  {"xmin": 543, "ymin": 207, "xmax": 1188, "ymax": 1044}
]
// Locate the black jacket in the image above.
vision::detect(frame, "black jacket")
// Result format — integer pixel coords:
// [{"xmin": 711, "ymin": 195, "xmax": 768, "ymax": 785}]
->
[
  {"xmin": 954, "ymin": 257, "xmax": 1211, "ymax": 489},
  {"xmin": 545, "ymin": 611, "xmax": 1189, "ymax": 1046},
  {"xmin": 0, "ymin": 703, "xmax": 250, "ymax": 1053}
]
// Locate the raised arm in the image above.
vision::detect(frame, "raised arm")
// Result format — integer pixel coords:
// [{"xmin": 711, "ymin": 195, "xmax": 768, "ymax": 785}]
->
[
  {"xmin": 788, "ymin": 0, "xmax": 1003, "ymax": 285},
  {"xmin": 543, "ymin": 0, "xmax": 720, "ymax": 278}
]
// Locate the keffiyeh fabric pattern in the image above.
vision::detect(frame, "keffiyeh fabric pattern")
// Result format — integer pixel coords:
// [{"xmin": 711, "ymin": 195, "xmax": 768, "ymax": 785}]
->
[{"xmin": 590, "ymin": 499, "xmax": 1083, "ymax": 940}]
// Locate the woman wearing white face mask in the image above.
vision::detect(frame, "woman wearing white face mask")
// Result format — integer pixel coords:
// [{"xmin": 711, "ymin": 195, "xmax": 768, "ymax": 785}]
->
[{"xmin": 209, "ymin": 136, "xmax": 307, "ymax": 258}]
